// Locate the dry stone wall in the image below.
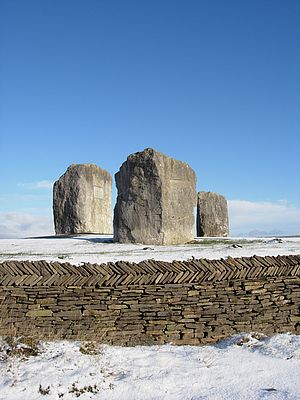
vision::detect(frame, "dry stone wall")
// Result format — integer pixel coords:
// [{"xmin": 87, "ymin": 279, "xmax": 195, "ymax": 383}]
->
[{"xmin": 0, "ymin": 255, "xmax": 299, "ymax": 345}]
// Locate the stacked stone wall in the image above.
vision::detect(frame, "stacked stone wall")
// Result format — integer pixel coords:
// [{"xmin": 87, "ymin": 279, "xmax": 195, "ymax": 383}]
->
[{"xmin": 0, "ymin": 255, "xmax": 299, "ymax": 345}]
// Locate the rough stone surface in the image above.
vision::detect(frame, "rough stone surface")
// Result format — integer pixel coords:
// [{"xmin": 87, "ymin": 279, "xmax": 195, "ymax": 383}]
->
[
  {"xmin": 197, "ymin": 191, "xmax": 229, "ymax": 237},
  {"xmin": 114, "ymin": 148, "xmax": 196, "ymax": 245},
  {"xmin": 53, "ymin": 164, "xmax": 112, "ymax": 234},
  {"xmin": 197, "ymin": 192, "xmax": 229, "ymax": 237}
]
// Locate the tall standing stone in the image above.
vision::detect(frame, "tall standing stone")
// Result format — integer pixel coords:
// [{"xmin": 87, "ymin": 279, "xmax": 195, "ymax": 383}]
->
[
  {"xmin": 114, "ymin": 148, "xmax": 196, "ymax": 245},
  {"xmin": 53, "ymin": 164, "xmax": 112, "ymax": 235},
  {"xmin": 196, "ymin": 191, "xmax": 229, "ymax": 237}
]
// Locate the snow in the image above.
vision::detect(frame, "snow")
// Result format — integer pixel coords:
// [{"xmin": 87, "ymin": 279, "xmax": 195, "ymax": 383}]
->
[
  {"xmin": 0, "ymin": 333, "xmax": 299, "ymax": 399},
  {"xmin": 0, "ymin": 236, "xmax": 299, "ymax": 399},
  {"xmin": 0, "ymin": 235, "xmax": 299, "ymax": 265}
]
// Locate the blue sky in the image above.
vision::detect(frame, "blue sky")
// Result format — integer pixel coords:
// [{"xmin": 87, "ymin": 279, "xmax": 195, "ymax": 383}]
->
[{"xmin": 0, "ymin": 0, "xmax": 299, "ymax": 238}]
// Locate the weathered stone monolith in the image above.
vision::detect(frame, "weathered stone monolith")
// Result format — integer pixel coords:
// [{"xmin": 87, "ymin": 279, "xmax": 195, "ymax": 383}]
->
[
  {"xmin": 53, "ymin": 164, "xmax": 112, "ymax": 235},
  {"xmin": 114, "ymin": 148, "xmax": 196, "ymax": 245},
  {"xmin": 196, "ymin": 191, "xmax": 229, "ymax": 237}
]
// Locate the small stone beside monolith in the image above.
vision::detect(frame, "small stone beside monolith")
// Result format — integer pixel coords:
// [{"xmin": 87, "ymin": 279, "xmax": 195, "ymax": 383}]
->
[
  {"xmin": 114, "ymin": 148, "xmax": 196, "ymax": 245},
  {"xmin": 196, "ymin": 191, "xmax": 229, "ymax": 237},
  {"xmin": 53, "ymin": 164, "xmax": 112, "ymax": 235}
]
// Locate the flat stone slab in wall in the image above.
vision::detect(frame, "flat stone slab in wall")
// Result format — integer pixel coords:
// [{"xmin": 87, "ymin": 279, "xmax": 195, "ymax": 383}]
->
[
  {"xmin": 113, "ymin": 148, "xmax": 196, "ymax": 245},
  {"xmin": 53, "ymin": 164, "xmax": 112, "ymax": 234},
  {"xmin": 197, "ymin": 191, "xmax": 229, "ymax": 237}
]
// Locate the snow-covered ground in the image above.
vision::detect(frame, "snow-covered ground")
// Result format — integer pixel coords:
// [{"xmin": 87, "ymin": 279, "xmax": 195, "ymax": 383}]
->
[
  {"xmin": 0, "ymin": 236, "xmax": 299, "ymax": 399},
  {"xmin": 0, "ymin": 333, "xmax": 300, "ymax": 400},
  {"xmin": 0, "ymin": 235, "xmax": 299, "ymax": 264}
]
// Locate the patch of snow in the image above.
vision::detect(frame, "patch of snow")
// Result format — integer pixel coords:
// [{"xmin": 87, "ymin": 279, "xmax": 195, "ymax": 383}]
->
[
  {"xmin": 0, "ymin": 334, "xmax": 299, "ymax": 399},
  {"xmin": 0, "ymin": 235, "xmax": 299, "ymax": 265}
]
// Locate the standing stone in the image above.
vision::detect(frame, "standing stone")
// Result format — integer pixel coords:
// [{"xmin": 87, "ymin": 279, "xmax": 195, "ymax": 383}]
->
[
  {"xmin": 53, "ymin": 164, "xmax": 112, "ymax": 235},
  {"xmin": 114, "ymin": 148, "xmax": 196, "ymax": 245},
  {"xmin": 196, "ymin": 192, "xmax": 229, "ymax": 237}
]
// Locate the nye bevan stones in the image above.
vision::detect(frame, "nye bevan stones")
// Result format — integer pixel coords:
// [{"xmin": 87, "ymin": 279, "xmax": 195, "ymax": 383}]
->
[
  {"xmin": 113, "ymin": 148, "xmax": 196, "ymax": 245},
  {"xmin": 53, "ymin": 164, "xmax": 112, "ymax": 234},
  {"xmin": 196, "ymin": 191, "xmax": 229, "ymax": 237}
]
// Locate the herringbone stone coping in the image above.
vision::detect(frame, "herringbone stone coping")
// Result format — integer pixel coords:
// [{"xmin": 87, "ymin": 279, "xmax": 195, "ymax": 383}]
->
[{"xmin": 0, "ymin": 255, "xmax": 299, "ymax": 287}]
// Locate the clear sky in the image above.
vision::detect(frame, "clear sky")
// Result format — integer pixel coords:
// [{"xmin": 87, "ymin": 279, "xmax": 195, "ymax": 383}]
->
[{"xmin": 0, "ymin": 0, "xmax": 299, "ymax": 238}]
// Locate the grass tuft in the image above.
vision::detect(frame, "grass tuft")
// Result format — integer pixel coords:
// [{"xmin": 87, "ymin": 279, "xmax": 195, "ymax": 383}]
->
[
  {"xmin": 69, "ymin": 382, "xmax": 100, "ymax": 397},
  {"xmin": 0, "ymin": 335, "xmax": 40, "ymax": 361},
  {"xmin": 79, "ymin": 341, "xmax": 102, "ymax": 356},
  {"xmin": 38, "ymin": 384, "xmax": 51, "ymax": 395}
]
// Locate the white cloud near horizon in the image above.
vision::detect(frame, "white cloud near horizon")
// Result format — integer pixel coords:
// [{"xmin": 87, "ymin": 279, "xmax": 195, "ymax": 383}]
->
[
  {"xmin": 0, "ymin": 212, "xmax": 54, "ymax": 239},
  {"xmin": 228, "ymin": 200, "xmax": 300, "ymax": 236},
  {"xmin": 18, "ymin": 180, "xmax": 53, "ymax": 190}
]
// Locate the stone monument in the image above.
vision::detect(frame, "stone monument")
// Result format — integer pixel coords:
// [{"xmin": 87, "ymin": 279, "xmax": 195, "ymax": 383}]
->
[
  {"xmin": 114, "ymin": 148, "xmax": 196, "ymax": 245},
  {"xmin": 53, "ymin": 164, "xmax": 112, "ymax": 234},
  {"xmin": 196, "ymin": 191, "xmax": 229, "ymax": 237}
]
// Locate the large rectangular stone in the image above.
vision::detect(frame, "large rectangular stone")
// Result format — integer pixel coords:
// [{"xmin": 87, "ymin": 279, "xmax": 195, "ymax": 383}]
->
[{"xmin": 113, "ymin": 148, "xmax": 196, "ymax": 245}]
